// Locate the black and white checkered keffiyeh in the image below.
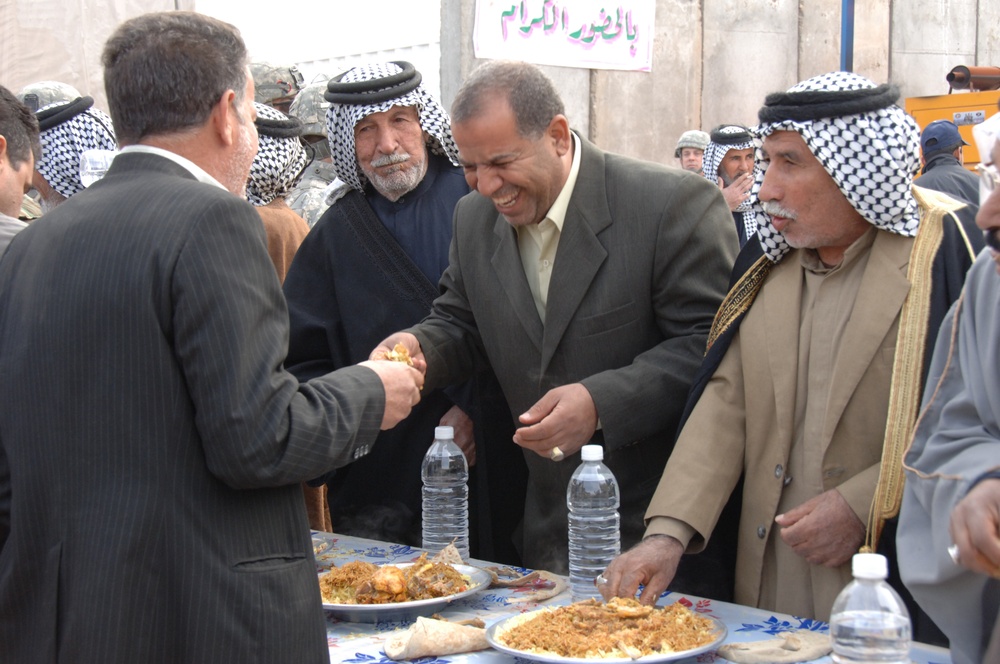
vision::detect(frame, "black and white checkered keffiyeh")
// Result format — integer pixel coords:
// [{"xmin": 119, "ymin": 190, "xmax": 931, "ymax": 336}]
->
[
  {"xmin": 247, "ymin": 102, "xmax": 308, "ymax": 207},
  {"xmin": 36, "ymin": 101, "xmax": 117, "ymax": 198},
  {"xmin": 703, "ymin": 125, "xmax": 758, "ymax": 240},
  {"xmin": 324, "ymin": 62, "xmax": 458, "ymax": 192},
  {"xmin": 752, "ymin": 71, "xmax": 922, "ymax": 263}
]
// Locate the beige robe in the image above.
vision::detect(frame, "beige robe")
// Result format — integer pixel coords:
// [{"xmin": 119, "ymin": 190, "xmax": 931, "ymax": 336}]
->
[{"xmin": 645, "ymin": 228, "xmax": 913, "ymax": 621}]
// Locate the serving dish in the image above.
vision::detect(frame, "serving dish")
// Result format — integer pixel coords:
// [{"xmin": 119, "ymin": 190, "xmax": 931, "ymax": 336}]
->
[
  {"xmin": 484, "ymin": 603, "xmax": 727, "ymax": 663},
  {"xmin": 320, "ymin": 562, "xmax": 492, "ymax": 623}
]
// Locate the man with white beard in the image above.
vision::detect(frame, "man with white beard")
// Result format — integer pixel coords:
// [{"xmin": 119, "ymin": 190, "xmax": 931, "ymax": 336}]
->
[{"xmin": 282, "ymin": 62, "xmax": 525, "ymax": 563}]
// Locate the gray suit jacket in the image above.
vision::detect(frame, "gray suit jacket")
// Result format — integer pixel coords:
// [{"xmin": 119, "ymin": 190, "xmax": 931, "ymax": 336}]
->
[
  {"xmin": 0, "ymin": 152, "xmax": 385, "ymax": 663},
  {"xmin": 410, "ymin": 136, "xmax": 737, "ymax": 571}
]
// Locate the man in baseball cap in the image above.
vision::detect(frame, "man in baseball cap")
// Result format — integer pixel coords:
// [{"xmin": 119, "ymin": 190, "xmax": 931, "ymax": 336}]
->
[{"xmin": 916, "ymin": 119, "xmax": 979, "ymax": 214}]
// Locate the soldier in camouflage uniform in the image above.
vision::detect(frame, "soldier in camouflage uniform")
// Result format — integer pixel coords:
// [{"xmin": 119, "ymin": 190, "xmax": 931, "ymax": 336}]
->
[
  {"xmin": 285, "ymin": 79, "xmax": 343, "ymax": 227},
  {"xmin": 249, "ymin": 62, "xmax": 304, "ymax": 114}
]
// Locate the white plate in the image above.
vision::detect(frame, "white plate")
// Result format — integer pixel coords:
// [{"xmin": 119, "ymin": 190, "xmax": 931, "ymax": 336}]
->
[
  {"xmin": 485, "ymin": 603, "xmax": 728, "ymax": 663},
  {"xmin": 319, "ymin": 562, "xmax": 492, "ymax": 623}
]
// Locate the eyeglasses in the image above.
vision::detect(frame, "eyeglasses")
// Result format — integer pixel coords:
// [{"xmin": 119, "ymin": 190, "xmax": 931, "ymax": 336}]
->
[{"xmin": 977, "ymin": 162, "xmax": 1000, "ymax": 193}]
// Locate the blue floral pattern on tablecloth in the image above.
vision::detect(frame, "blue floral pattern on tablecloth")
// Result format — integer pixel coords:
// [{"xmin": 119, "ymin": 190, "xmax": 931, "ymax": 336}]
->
[{"xmin": 736, "ymin": 615, "xmax": 828, "ymax": 635}]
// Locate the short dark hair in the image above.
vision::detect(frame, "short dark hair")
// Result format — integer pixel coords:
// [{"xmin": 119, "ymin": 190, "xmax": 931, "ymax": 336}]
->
[
  {"xmin": 101, "ymin": 11, "xmax": 249, "ymax": 145},
  {"xmin": 924, "ymin": 142, "xmax": 963, "ymax": 160},
  {"xmin": 451, "ymin": 60, "xmax": 564, "ymax": 139},
  {"xmin": 0, "ymin": 85, "xmax": 40, "ymax": 169}
]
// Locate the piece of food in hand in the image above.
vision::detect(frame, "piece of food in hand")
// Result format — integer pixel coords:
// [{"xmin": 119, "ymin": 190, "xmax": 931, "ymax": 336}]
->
[
  {"xmin": 384, "ymin": 616, "xmax": 489, "ymax": 660},
  {"xmin": 381, "ymin": 343, "xmax": 413, "ymax": 366}
]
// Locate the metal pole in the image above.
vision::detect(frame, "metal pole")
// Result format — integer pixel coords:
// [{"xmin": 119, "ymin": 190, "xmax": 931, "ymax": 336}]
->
[{"xmin": 840, "ymin": 0, "xmax": 855, "ymax": 72}]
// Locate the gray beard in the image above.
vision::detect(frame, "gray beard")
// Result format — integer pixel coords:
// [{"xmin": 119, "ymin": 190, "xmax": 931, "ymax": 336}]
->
[{"xmin": 364, "ymin": 154, "xmax": 427, "ymax": 202}]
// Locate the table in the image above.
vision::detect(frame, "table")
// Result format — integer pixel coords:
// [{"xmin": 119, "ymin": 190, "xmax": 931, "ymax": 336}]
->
[{"xmin": 312, "ymin": 531, "xmax": 952, "ymax": 664}]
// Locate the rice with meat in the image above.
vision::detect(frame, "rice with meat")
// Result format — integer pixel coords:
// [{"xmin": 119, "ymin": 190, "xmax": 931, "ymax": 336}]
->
[
  {"xmin": 319, "ymin": 554, "xmax": 469, "ymax": 605},
  {"xmin": 494, "ymin": 597, "xmax": 718, "ymax": 658}
]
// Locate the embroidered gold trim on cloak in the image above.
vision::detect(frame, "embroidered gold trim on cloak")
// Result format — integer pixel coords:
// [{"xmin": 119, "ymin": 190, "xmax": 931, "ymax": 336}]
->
[
  {"xmin": 706, "ymin": 255, "xmax": 772, "ymax": 353},
  {"xmin": 864, "ymin": 186, "xmax": 969, "ymax": 550}
]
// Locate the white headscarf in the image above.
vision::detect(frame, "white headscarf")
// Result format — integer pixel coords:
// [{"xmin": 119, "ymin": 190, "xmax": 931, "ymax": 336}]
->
[
  {"xmin": 752, "ymin": 71, "xmax": 922, "ymax": 263},
  {"xmin": 36, "ymin": 99, "xmax": 117, "ymax": 198},
  {"xmin": 247, "ymin": 102, "xmax": 308, "ymax": 207},
  {"xmin": 703, "ymin": 124, "xmax": 758, "ymax": 240},
  {"xmin": 324, "ymin": 62, "xmax": 458, "ymax": 192}
]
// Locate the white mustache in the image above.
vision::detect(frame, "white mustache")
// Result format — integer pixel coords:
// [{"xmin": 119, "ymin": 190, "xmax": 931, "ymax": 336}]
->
[
  {"xmin": 761, "ymin": 201, "xmax": 797, "ymax": 219},
  {"xmin": 370, "ymin": 153, "xmax": 410, "ymax": 168}
]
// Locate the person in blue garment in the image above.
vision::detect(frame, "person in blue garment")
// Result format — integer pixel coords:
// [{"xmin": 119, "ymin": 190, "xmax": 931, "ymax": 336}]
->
[{"xmin": 282, "ymin": 62, "xmax": 525, "ymax": 563}]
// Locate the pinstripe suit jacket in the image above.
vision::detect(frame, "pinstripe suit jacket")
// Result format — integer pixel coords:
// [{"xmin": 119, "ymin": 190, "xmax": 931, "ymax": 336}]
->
[
  {"xmin": 409, "ymin": 136, "xmax": 738, "ymax": 571},
  {"xmin": 0, "ymin": 152, "xmax": 385, "ymax": 663}
]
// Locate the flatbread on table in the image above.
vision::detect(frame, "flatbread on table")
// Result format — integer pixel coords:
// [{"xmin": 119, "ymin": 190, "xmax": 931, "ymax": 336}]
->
[
  {"xmin": 485, "ymin": 567, "xmax": 567, "ymax": 603},
  {"xmin": 430, "ymin": 543, "xmax": 464, "ymax": 566},
  {"xmin": 717, "ymin": 630, "xmax": 831, "ymax": 663},
  {"xmin": 383, "ymin": 616, "xmax": 489, "ymax": 660},
  {"xmin": 431, "ymin": 545, "xmax": 567, "ymax": 603}
]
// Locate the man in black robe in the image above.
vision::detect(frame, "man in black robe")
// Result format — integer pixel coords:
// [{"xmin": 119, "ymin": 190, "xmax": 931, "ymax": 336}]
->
[{"xmin": 282, "ymin": 62, "xmax": 525, "ymax": 564}]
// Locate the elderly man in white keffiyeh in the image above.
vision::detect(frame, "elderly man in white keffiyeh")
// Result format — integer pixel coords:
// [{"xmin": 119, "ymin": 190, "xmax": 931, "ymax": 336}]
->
[
  {"xmin": 703, "ymin": 124, "xmax": 758, "ymax": 247},
  {"xmin": 602, "ymin": 72, "xmax": 981, "ymax": 639},
  {"xmin": 281, "ymin": 62, "xmax": 523, "ymax": 562},
  {"xmin": 32, "ymin": 95, "xmax": 117, "ymax": 212}
]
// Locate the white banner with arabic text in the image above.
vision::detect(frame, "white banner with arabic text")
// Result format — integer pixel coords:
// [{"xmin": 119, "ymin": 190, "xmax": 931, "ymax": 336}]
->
[{"xmin": 473, "ymin": 0, "xmax": 655, "ymax": 72}]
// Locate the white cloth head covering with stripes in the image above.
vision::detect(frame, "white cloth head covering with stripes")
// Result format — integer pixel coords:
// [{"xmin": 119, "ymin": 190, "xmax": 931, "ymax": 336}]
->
[{"xmin": 752, "ymin": 71, "xmax": 922, "ymax": 263}]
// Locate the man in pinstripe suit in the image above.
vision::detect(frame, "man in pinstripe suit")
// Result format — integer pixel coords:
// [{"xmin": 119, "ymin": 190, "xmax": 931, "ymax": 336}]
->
[{"xmin": 0, "ymin": 12, "xmax": 422, "ymax": 663}]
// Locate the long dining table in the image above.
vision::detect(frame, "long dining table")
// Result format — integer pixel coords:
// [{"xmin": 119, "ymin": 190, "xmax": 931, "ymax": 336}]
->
[{"xmin": 312, "ymin": 530, "xmax": 952, "ymax": 664}]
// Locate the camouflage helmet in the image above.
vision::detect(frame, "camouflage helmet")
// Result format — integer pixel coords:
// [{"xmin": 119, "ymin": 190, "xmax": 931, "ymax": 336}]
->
[
  {"xmin": 288, "ymin": 80, "xmax": 330, "ymax": 139},
  {"xmin": 674, "ymin": 129, "xmax": 710, "ymax": 158},
  {"xmin": 16, "ymin": 81, "xmax": 82, "ymax": 113},
  {"xmin": 250, "ymin": 62, "xmax": 304, "ymax": 110}
]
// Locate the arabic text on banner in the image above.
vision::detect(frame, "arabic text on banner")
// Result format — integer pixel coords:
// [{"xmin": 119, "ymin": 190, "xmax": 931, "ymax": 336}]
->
[{"xmin": 473, "ymin": 0, "xmax": 655, "ymax": 72}]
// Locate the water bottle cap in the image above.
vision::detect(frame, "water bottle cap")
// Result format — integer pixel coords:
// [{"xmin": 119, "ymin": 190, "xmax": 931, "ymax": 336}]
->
[
  {"xmin": 851, "ymin": 552, "xmax": 888, "ymax": 579},
  {"xmin": 580, "ymin": 445, "xmax": 603, "ymax": 461},
  {"xmin": 435, "ymin": 426, "xmax": 454, "ymax": 440}
]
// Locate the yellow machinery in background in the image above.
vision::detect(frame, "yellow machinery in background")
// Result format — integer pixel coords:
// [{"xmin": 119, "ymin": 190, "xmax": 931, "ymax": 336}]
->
[{"xmin": 905, "ymin": 66, "xmax": 1000, "ymax": 170}]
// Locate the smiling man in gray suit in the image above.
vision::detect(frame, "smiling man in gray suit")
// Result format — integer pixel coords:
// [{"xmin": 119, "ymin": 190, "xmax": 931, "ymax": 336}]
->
[
  {"xmin": 0, "ymin": 12, "xmax": 423, "ymax": 664},
  {"xmin": 375, "ymin": 60, "xmax": 736, "ymax": 574}
]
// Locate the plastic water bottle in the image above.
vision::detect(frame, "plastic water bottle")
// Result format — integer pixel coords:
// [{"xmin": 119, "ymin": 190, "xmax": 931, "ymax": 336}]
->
[
  {"xmin": 567, "ymin": 445, "xmax": 620, "ymax": 600},
  {"xmin": 421, "ymin": 426, "xmax": 469, "ymax": 560},
  {"xmin": 830, "ymin": 553, "xmax": 911, "ymax": 663}
]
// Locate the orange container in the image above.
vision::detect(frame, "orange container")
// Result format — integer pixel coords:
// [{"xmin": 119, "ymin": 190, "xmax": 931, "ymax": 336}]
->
[{"xmin": 905, "ymin": 90, "xmax": 1000, "ymax": 170}]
